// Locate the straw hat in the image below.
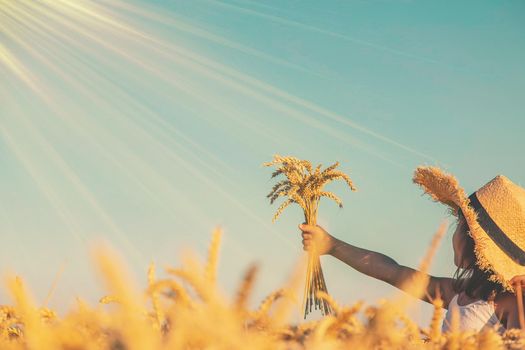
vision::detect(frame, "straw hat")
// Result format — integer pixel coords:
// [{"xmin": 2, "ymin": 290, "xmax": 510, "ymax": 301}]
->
[{"xmin": 413, "ymin": 166, "xmax": 525, "ymax": 292}]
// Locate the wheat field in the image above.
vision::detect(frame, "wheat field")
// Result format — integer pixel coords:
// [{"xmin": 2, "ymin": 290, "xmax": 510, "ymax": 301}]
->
[{"xmin": 1, "ymin": 227, "xmax": 524, "ymax": 350}]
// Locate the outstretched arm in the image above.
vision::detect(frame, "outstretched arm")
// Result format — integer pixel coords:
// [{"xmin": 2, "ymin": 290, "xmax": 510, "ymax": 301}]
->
[{"xmin": 299, "ymin": 223, "xmax": 455, "ymax": 307}]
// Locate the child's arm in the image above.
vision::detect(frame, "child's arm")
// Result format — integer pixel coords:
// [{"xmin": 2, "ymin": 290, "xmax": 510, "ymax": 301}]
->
[
  {"xmin": 299, "ymin": 223, "xmax": 455, "ymax": 307},
  {"xmin": 501, "ymin": 276, "xmax": 525, "ymax": 329}
]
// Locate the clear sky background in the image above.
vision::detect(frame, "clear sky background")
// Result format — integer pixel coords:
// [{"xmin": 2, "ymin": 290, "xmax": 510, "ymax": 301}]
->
[{"xmin": 0, "ymin": 0, "xmax": 524, "ymax": 325}]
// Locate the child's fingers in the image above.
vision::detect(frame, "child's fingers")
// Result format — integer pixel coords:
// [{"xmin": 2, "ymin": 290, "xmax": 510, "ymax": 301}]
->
[
  {"xmin": 302, "ymin": 241, "xmax": 311, "ymax": 251},
  {"xmin": 300, "ymin": 225, "xmax": 312, "ymax": 251},
  {"xmin": 510, "ymin": 277, "xmax": 525, "ymax": 292},
  {"xmin": 298, "ymin": 223, "xmax": 316, "ymax": 233}
]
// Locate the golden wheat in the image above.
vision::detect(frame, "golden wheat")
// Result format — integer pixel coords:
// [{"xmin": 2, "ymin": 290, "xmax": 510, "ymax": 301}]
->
[
  {"xmin": 147, "ymin": 262, "xmax": 163, "ymax": 330},
  {"xmin": 0, "ymin": 226, "xmax": 524, "ymax": 349},
  {"xmin": 205, "ymin": 228, "xmax": 223, "ymax": 286},
  {"xmin": 234, "ymin": 263, "xmax": 259, "ymax": 313},
  {"xmin": 263, "ymin": 154, "xmax": 357, "ymax": 319},
  {"xmin": 429, "ymin": 294, "xmax": 444, "ymax": 342}
]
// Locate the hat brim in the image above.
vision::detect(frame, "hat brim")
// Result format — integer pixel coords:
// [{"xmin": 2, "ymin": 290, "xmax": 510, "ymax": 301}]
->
[{"xmin": 413, "ymin": 166, "xmax": 516, "ymax": 292}]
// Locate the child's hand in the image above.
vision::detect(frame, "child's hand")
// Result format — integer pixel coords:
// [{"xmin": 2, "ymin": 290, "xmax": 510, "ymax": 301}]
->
[
  {"xmin": 510, "ymin": 275, "xmax": 525, "ymax": 290},
  {"xmin": 298, "ymin": 223, "xmax": 337, "ymax": 255}
]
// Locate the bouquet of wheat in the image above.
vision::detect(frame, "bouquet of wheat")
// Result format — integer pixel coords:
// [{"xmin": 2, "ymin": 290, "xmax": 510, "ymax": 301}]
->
[{"xmin": 263, "ymin": 155, "xmax": 356, "ymax": 318}]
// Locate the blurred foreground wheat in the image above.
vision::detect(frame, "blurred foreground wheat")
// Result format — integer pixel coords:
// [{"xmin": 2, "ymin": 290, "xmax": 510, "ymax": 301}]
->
[{"xmin": 1, "ymin": 227, "xmax": 524, "ymax": 350}]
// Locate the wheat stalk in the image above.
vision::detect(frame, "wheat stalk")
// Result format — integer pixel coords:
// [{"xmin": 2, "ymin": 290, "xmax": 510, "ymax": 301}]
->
[
  {"xmin": 205, "ymin": 228, "xmax": 223, "ymax": 286},
  {"xmin": 235, "ymin": 263, "xmax": 259, "ymax": 313},
  {"xmin": 429, "ymin": 292, "xmax": 444, "ymax": 343},
  {"xmin": 263, "ymin": 154, "xmax": 356, "ymax": 318},
  {"xmin": 147, "ymin": 262, "xmax": 163, "ymax": 330},
  {"xmin": 2, "ymin": 227, "xmax": 525, "ymax": 348}
]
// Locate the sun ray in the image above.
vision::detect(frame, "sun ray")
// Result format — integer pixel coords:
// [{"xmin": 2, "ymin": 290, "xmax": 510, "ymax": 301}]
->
[
  {"xmin": 9, "ymin": 0, "xmax": 435, "ymax": 165},
  {"xmin": 208, "ymin": 0, "xmax": 444, "ymax": 65},
  {"xmin": 4, "ymin": 1, "xmax": 288, "ymax": 149},
  {"xmin": 0, "ymin": 42, "xmax": 43, "ymax": 98},
  {"xmin": 63, "ymin": 0, "xmax": 312, "ymax": 75},
  {"xmin": 1, "ymin": 6, "xmax": 291, "ymax": 238},
  {"xmin": 0, "ymin": 0, "xmax": 443, "ymax": 269},
  {"xmin": 4, "ymin": 113, "xmax": 146, "ymax": 263},
  {"xmin": 2, "ymin": 1, "xmax": 298, "ymax": 254},
  {"xmin": 0, "ymin": 123, "xmax": 86, "ymax": 247}
]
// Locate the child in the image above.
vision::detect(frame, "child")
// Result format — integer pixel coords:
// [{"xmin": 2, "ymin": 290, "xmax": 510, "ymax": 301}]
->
[{"xmin": 299, "ymin": 166, "xmax": 525, "ymax": 332}]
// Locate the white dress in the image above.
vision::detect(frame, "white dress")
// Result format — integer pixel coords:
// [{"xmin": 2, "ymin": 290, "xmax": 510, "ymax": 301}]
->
[{"xmin": 441, "ymin": 294, "xmax": 505, "ymax": 334}]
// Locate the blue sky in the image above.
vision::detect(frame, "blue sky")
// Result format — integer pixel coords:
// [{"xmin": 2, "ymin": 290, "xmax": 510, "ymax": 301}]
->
[{"xmin": 0, "ymin": 0, "xmax": 524, "ymax": 324}]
